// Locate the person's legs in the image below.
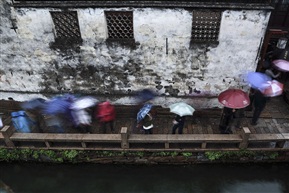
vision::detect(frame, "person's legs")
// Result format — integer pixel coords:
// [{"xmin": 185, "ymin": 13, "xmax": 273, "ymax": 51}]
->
[
  {"xmin": 148, "ymin": 128, "xmax": 153, "ymax": 134},
  {"xmin": 251, "ymin": 107, "xmax": 263, "ymax": 125},
  {"xmin": 172, "ymin": 124, "xmax": 178, "ymax": 134},
  {"xmin": 84, "ymin": 125, "xmax": 91, "ymax": 133},
  {"xmin": 101, "ymin": 122, "xmax": 107, "ymax": 134},
  {"xmin": 219, "ymin": 115, "xmax": 232, "ymax": 133},
  {"xmin": 109, "ymin": 121, "xmax": 114, "ymax": 132},
  {"xmin": 178, "ymin": 123, "xmax": 184, "ymax": 134}
]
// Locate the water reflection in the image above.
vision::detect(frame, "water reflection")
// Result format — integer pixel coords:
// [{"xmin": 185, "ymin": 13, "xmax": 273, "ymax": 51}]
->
[
  {"xmin": 223, "ymin": 182, "xmax": 283, "ymax": 193},
  {"xmin": 0, "ymin": 163, "xmax": 288, "ymax": 193}
]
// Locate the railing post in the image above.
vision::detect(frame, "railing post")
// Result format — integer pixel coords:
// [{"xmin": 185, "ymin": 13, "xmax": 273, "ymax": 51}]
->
[
  {"xmin": 121, "ymin": 127, "xmax": 129, "ymax": 149},
  {"xmin": 201, "ymin": 142, "xmax": 207, "ymax": 149},
  {"xmin": 276, "ymin": 134, "xmax": 286, "ymax": 148},
  {"xmin": 239, "ymin": 127, "xmax": 251, "ymax": 149},
  {"xmin": 1, "ymin": 125, "xmax": 15, "ymax": 147}
]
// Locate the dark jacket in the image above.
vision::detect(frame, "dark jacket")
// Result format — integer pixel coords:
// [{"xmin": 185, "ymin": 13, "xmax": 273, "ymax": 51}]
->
[
  {"xmin": 174, "ymin": 115, "xmax": 185, "ymax": 125},
  {"xmin": 253, "ymin": 90, "xmax": 267, "ymax": 109}
]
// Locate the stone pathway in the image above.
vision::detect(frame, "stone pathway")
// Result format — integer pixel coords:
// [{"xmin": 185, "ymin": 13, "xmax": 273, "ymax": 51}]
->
[{"xmin": 1, "ymin": 95, "xmax": 289, "ymax": 136}]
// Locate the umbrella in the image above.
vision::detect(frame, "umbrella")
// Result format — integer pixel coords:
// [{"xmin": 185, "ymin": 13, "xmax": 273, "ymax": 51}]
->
[
  {"xmin": 272, "ymin": 59, "xmax": 289, "ymax": 72},
  {"xmin": 70, "ymin": 96, "xmax": 98, "ymax": 110},
  {"xmin": 218, "ymin": 89, "xmax": 250, "ymax": 109},
  {"xmin": 246, "ymin": 72, "xmax": 272, "ymax": 90},
  {"xmin": 262, "ymin": 80, "xmax": 284, "ymax": 97},
  {"xmin": 21, "ymin": 98, "xmax": 46, "ymax": 110},
  {"xmin": 42, "ymin": 96, "xmax": 73, "ymax": 115},
  {"xmin": 169, "ymin": 102, "xmax": 195, "ymax": 117},
  {"xmin": 136, "ymin": 89, "xmax": 157, "ymax": 103},
  {"xmin": 137, "ymin": 103, "xmax": 153, "ymax": 123}
]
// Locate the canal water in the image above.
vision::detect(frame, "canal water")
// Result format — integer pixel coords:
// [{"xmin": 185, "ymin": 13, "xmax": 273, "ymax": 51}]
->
[{"xmin": 0, "ymin": 163, "xmax": 289, "ymax": 193}]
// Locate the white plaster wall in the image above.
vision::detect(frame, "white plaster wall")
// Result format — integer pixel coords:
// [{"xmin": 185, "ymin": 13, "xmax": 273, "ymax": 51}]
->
[
  {"xmin": 205, "ymin": 10, "xmax": 270, "ymax": 95},
  {"xmin": 0, "ymin": 1, "xmax": 270, "ymax": 108}
]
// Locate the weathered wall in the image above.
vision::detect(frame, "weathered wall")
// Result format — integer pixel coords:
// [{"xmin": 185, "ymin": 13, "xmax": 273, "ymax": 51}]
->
[{"xmin": 0, "ymin": 0, "xmax": 271, "ymax": 108}]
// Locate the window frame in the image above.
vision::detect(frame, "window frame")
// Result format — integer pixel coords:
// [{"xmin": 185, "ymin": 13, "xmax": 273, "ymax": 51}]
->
[
  {"xmin": 190, "ymin": 10, "xmax": 222, "ymax": 46},
  {"xmin": 50, "ymin": 11, "xmax": 82, "ymax": 49},
  {"xmin": 105, "ymin": 10, "xmax": 135, "ymax": 47}
]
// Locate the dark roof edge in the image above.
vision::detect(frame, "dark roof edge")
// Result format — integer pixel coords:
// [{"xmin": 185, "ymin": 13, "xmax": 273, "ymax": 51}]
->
[{"xmin": 12, "ymin": 1, "xmax": 274, "ymax": 10}]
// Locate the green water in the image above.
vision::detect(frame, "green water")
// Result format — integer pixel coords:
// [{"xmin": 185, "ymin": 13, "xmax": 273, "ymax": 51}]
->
[{"xmin": 0, "ymin": 163, "xmax": 288, "ymax": 193}]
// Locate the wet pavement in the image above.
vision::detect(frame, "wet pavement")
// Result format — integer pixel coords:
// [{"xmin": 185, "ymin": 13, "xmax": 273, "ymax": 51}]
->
[{"xmin": 1, "ymin": 95, "xmax": 288, "ymax": 135}]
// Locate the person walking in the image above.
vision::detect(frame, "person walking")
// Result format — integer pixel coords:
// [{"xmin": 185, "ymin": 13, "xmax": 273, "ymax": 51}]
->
[
  {"xmin": 172, "ymin": 115, "xmax": 185, "ymax": 134},
  {"xmin": 219, "ymin": 107, "xmax": 245, "ymax": 133},
  {"xmin": 96, "ymin": 101, "xmax": 116, "ymax": 133},
  {"xmin": 219, "ymin": 107, "xmax": 234, "ymax": 134},
  {"xmin": 251, "ymin": 90, "xmax": 268, "ymax": 125},
  {"xmin": 142, "ymin": 112, "xmax": 153, "ymax": 134},
  {"xmin": 232, "ymin": 108, "xmax": 245, "ymax": 130},
  {"xmin": 71, "ymin": 108, "xmax": 92, "ymax": 133}
]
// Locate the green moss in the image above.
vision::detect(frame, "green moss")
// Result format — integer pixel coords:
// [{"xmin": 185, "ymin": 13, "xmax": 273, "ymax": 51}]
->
[
  {"xmin": 0, "ymin": 148, "xmax": 281, "ymax": 163},
  {"xmin": 204, "ymin": 150, "xmax": 279, "ymax": 161},
  {"xmin": 181, "ymin": 152, "xmax": 193, "ymax": 158}
]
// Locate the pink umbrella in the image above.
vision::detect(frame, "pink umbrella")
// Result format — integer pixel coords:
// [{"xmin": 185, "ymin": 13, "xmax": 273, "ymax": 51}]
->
[
  {"xmin": 272, "ymin": 59, "xmax": 289, "ymax": 72},
  {"xmin": 262, "ymin": 80, "xmax": 284, "ymax": 97},
  {"xmin": 218, "ymin": 89, "xmax": 250, "ymax": 109}
]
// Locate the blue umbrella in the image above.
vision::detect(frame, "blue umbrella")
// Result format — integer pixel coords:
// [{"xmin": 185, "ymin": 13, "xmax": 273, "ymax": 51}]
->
[
  {"xmin": 42, "ymin": 95, "xmax": 74, "ymax": 115},
  {"xmin": 21, "ymin": 98, "xmax": 46, "ymax": 110},
  {"xmin": 136, "ymin": 89, "xmax": 157, "ymax": 103},
  {"xmin": 246, "ymin": 72, "xmax": 272, "ymax": 90},
  {"xmin": 137, "ymin": 103, "xmax": 153, "ymax": 123}
]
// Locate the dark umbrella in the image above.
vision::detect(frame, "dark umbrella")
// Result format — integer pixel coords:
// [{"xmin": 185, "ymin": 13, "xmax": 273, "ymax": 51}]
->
[
  {"xmin": 218, "ymin": 89, "xmax": 250, "ymax": 109},
  {"xmin": 136, "ymin": 89, "xmax": 157, "ymax": 103}
]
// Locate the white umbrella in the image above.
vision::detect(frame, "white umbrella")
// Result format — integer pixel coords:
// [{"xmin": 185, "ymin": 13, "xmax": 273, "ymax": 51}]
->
[
  {"xmin": 70, "ymin": 96, "xmax": 98, "ymax": 110},
  {"xmin": 169, "ymin": 102, "xmax": 195, "ymax": 116},
  {"xmin": 262, "ymin": 80, "xmax": 284, "ymax": 97}
]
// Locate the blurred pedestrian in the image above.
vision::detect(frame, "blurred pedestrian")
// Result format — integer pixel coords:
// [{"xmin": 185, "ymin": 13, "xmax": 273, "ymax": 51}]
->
[
  {"xmin": 21, "ymin": 98, "xmax": 46, "ymax": 132},
  {"xmin": 172, "ymin": 115, "xmax": 185, "ymax": 134},
  {"xmin": 11, "ymin": 111, "xmax": 35, "ymax": 133},
  {"xmin": 96, "ymin": 101, "xmax": 116, "ymax": 133},
  {"xmin": 71, "ymin": 108, "xmax": 92, "ymax": 133},
  {"xmin": 251, "ymin": 90, "xmax": 268, "ymax": 125},
  {"xmin": 43, "ymin": 114, "xmax": 65, "ymax": 133},
  {"xmin": 265, "ymin": 67, "xmax": 281, "ymax": 79}
]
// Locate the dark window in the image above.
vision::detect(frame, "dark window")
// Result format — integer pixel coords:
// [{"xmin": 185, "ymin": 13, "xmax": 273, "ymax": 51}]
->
[
  {"xmin": 105, "ymin": 11, "xmax": 134, "ymax": 40},
  {"xmin": 191, "ymin": 11, "xmax": 221, "ymax": 44},
  {"xmin": 50, "ymin": 11, "xmax": 82, "ymax": 48}
]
